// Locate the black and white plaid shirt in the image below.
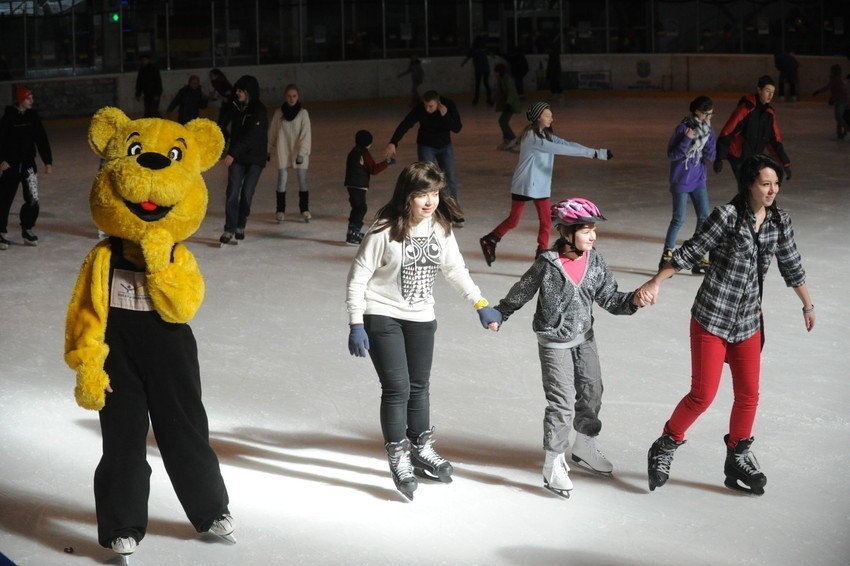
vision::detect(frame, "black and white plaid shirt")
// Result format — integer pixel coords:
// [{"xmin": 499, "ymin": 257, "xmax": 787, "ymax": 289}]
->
[{"xmin": 671, "ymin": 203, "xmax": 806, "ymax": 343}]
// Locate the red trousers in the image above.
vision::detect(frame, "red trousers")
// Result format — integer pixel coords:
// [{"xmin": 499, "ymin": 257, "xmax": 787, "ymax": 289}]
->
[
  {"xmin": 492, "ymin": 196, "xmax": 551, "ymax": 252},
  {"xmin": 663, "ymin": 318, "xmax": 762, "ymax": 449}
]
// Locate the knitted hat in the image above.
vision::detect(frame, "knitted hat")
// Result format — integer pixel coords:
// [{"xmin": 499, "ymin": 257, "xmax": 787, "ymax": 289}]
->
[
  {"xmin": 355, "ymin": 129, "xmax": 373, "ymax": 147},
  {"xmin": 16, "ymin": 86, "xmax": 33, "ymax": 104},
  {"xmin": 526, "ymin": 101, "xmax": 550, "ymax": 123}
]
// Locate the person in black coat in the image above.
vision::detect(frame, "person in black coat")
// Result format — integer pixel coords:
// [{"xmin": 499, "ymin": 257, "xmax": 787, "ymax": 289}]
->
[
  {"xmin": 135, "ymin": 54, "xmax": 162, "ymax": 118},
  {"xmin": 219, "ymin": 75, "xmax": 267, "ymax": 244}
]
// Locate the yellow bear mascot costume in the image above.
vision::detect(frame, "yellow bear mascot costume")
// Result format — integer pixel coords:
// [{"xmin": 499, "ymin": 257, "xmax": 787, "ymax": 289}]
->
[{"xmin": 65, "ymin": 108, "xmax": 234, "ymax": 561}]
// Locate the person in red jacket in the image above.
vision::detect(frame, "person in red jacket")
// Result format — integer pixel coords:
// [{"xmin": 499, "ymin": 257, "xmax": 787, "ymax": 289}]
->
[{"xmin": 714, "ymin": 75, "xmax": 792, "ymax": 182}]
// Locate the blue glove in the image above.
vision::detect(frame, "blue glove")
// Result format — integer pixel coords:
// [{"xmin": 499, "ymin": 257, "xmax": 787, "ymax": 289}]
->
[
  {"xmin": 348, "ymin": 325, "xmax": 369, "ymax": 357},
  {"xmin": 477, "ymin": 306, "xmax": 503, "ymax": 329}
]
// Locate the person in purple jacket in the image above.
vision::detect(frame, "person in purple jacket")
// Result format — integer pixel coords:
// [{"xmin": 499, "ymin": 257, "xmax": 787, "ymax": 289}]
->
[{"xmin": 659, "ymin": 96, "xmax": 716, "ymax": 274}]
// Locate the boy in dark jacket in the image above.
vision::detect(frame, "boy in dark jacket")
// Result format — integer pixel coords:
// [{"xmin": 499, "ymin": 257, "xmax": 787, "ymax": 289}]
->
[
  {"xmin": 344, "ymin": 130, "xmax": 391, "ymax": 245},
  {"xmin": 167, "ymin": 75, "xmax": 209, "ymax": 125},
  {"xmin": 220, "ymin": 75, "xmax": 267, "ymax": 245},
  {"xmin": 0, "ymin": 86, "xmax": 53, "ymax": 249}
]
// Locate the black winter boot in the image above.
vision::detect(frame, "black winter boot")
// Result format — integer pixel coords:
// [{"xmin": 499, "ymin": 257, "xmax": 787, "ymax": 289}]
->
[{"xmin": 275, "ymin": 192, "xmax": 286, "ymax": 222}]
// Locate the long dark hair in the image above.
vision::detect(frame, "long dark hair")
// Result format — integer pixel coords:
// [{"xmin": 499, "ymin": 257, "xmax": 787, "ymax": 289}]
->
[
  {"xmin": 730, "ymin": 154, "xmax": 785, "ymax": 235},
  {"xmin": 373, "ymin": 161, "xmax": 461, "ymax": 242}
]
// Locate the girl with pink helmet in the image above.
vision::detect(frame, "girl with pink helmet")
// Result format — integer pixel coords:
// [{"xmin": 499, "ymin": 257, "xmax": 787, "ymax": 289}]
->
[{"xmin": 490, "ymin": 198, "xmax": 648, "ymax": 497}]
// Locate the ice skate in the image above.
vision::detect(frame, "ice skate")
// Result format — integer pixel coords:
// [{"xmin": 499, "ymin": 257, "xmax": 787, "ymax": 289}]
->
[
  {"xmin": 235, "ymin": 228, "xmax": 245, "ymax": 241},
  {"xmin": 691, "ymin": 257, "xmax": 709, "ymax": 275},
  {"xmin": 542, "ymin": 450, "xmax": 573, "ymax": 498},
  {"xmin": 658, "ymin": 248, "xmax": 673, "ymax": 270},
  {"xmin": 723, "ymin": 435, "xmax": 766, "ymax": 496},
  {"xmin": 219, "ymin": 231, "xmax": 236, "ymax": 246},
  {"xmin": 302, "ymin": 210, "xmax": 312, "ymax": 223},
  {"xmin": 276, "ymin": 211, "xmax": 285, "ymax": 223},
  {"xmin": 385, "ymin": 439, "xmax": 418, "ymax": 501},
  {"xmin": 208, "ymin": 513, "xmax": 237, "ymax": 543},
  {"xmin": 409, "ymin": 427, "xmax": 454, "ymax": 483},
  {"xmin": 479, "ymin": 233, "xmax": 499, "ymax": 266},
  {"xmin": 647, "ymin": 435, "xmax": 684, "ymax": 491},
  {"xmin": 110, "ymin": 536, "xmax": 136, "ymax": 565},
  {"xmin": 22, "ymin": 228, "xmax": 38, "ymax": 246},
  {"xmin": 571, "ymin": 432, "xmax": 614, "ymax": 475},
  {"xmin": 345, "ymin": 229, "xmax": 364, "ymax": 246}
]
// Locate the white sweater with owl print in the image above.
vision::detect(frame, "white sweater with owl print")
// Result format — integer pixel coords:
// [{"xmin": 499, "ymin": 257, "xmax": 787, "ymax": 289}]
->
[{"xmin": 346, "ymin": 218, "xmax": 484, "ymax": 325}]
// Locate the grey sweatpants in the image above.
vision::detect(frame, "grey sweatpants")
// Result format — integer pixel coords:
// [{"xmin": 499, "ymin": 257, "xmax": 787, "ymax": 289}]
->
[{"xmin": 538, "ymin": 337, "xmax": 604, "ymax": 453}]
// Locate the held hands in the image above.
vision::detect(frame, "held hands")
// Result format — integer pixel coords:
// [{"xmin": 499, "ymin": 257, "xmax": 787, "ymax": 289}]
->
[
  {"xmin": 384, "ymin": 143, "xmax": 397, "ymax": 161},
  {"xmin": 348, "ymin": 325, "xmax": 369, "ymax": 357},
  {"xmin": 477, "ymin": 306, "xmax": 502, "ymax": 331}
]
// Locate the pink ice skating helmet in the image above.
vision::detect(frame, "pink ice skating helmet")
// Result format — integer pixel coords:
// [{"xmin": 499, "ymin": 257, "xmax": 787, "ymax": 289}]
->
[{"xmin": 551, "ymin": 198, "xmax": 606, "ymax": 227}]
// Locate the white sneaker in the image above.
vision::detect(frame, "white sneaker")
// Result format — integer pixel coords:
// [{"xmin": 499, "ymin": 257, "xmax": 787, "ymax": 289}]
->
[
  {"xmin": 542, "ymin": 450, "xmax": 573, "ymax": 497},
  {"xmin": 111, "ymin": 537, "xmax": 137, "ymax": 556},
  {"xmin": 571, "ymin": 432, "xmax": 614, "ymax": 474},
  {"xmin": 209, "ymin": 513, "xmax": 236, "ymax": 542},
  {"xmin": 302, "ymin": 210, "xmax": 312, "ymax": 223}
]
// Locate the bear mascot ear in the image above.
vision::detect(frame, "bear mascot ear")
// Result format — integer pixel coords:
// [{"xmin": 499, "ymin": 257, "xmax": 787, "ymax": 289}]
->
[
  {"xmin": 185, "ymin": 117, "xmax": 225, "ymax": 172},
  {"xmin": 88, "ymin": 107, "xmax": 131, "ymax": 158}
]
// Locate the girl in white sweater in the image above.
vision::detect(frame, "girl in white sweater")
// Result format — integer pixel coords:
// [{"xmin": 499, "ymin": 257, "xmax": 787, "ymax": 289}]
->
[
  {"xmin": 268, "ymin": 84, "xmax": 312, "ymax": 222},
  {"xmin": 346, "ymin": 161, "xmax": 501, "ymax": 500}
]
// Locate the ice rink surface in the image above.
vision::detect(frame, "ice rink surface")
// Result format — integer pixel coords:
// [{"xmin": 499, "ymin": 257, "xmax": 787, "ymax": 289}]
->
[{"xmin": 1, "ymin": 91, "xmax": 848, "ymax": 565}]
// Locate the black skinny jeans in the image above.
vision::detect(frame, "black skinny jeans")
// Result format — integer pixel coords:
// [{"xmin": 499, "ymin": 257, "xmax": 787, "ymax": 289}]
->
[{"xmin": 365, "ymin": 314, "xmax": 436, "ymax": 443}]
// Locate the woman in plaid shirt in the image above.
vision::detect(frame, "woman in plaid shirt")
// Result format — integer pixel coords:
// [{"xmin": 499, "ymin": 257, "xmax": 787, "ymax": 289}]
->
[{"xmin": 639, "ymin": 154, "xmax": 815, "ymax": 496}]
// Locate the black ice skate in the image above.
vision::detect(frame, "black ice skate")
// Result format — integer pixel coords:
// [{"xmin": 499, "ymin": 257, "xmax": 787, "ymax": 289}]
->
[
  {"xmin": 647, "ymin": 435, "xmax": 685, "ymax": 491},
  {"xmin": 385, "ymin": 439, "xmax": 418, "ymax": 501},
  {"xmin": 409, "ymin": 427, "xmax": 454, "ymax": 483},
  {"xmin": 479, "ymin": 233, "xmax": 499, "ymax": 267},
  {"xmin": 723, "ymin": 434, "xmax": 767, "ymax": 496}
]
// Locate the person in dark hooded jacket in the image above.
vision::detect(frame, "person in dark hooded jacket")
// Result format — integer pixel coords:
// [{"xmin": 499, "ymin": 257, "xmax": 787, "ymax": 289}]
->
[{"xmin": 220, "ymin": 75, "xmax": 267, "ymax": 245}]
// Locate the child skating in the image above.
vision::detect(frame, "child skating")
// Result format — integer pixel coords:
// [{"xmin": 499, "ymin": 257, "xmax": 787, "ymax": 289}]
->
[
  {"xmin": 480, "ymin": 102, "xmax": 611, "ymax": 264},
  {"xmin": 492, "ymin": 198, "xmax": 646, "ymax": 497},
  {"xmin": 343, "ymin": 129, "xmax": 392, "ymax": 245}
]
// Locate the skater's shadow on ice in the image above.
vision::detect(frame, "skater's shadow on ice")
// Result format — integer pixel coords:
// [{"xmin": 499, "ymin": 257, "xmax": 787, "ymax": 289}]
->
[
  {"xmin": 209, "ymin": 429, "xmax": 399, "ymax": 500},
  {"xmin": 0, "ymin": 484, "xmax": 192, "ymax": 564},
  {"xmin": 499, "ymin": 546, "xmax": 648, "ymax": 566}
]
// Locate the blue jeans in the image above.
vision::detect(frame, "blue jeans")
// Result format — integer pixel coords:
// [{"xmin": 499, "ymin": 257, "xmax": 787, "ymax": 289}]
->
[
  {"xmin": 224, "ymin": 162, "xmax": 264, "ymax": 232},
  {"xmin": 418, "ymin": 144, "xmax": 458, "ymax": 204},
  {"xmin": 664, "ymin": 188, "xmax": 709, "ymax": 250}
]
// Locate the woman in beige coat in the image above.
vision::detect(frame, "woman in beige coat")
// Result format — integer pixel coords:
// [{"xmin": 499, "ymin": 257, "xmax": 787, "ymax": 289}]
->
[{"xmin": 268, "ymin": 84, "xmax": 312, "ymax": 222}]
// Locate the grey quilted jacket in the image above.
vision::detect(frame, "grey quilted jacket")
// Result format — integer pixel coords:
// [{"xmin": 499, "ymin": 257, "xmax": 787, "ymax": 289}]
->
[{"xmin": 495, "ymin": 248, "xmax": 638, "ymax": 343}]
